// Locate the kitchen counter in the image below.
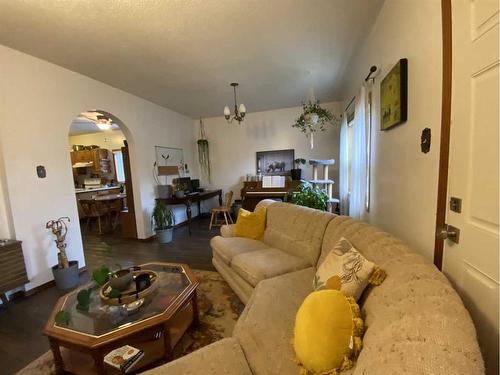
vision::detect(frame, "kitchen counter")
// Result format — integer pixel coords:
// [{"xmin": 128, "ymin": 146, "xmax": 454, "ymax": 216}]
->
[{"xmin": 75, "ymin": 186, "xmax": 120, "ymax": 194}]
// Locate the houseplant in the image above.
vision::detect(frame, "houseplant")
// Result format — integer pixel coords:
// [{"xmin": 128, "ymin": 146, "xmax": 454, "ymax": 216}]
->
[
  {"xmin": 46, "ymin": 217, "xmax": 79, "ymax": 290},
  {"xmin": 152, "ymin": 200, "xmax": 175, "ymax": 243},
  {"xmin": 197, "ymin": 118, "xmax": 211, "ymax": 183},
  {"xmin": 289, "ymin": 181, "xmax": 329, "ymax": 211},
  {"xmin": 292, "ymin": 101, "xmax": 338, "ymax": 149},
  {"xmin": 291, "ymin": 158, "xmax": 306, "ymax": 181}
]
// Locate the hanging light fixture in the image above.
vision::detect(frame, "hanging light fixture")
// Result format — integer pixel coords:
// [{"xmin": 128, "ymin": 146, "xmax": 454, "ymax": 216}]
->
[
  {"xmin": 96, "ymin": 114, "xmax": 112, "ymax": 130},
  {"xmin": 223, "ymin": 82, "xmax": 246, "ymax": 124}
]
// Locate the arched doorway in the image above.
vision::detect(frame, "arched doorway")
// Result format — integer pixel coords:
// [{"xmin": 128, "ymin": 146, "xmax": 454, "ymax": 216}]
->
[{"xmin": 68, "ymin": 110, "xmax": 137, "ymax": 239}]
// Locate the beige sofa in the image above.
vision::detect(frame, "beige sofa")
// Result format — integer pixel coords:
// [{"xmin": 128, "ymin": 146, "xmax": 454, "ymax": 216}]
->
[{"xmin": 146, "ymin": 200, "xmax": 484, "ymax": 374}]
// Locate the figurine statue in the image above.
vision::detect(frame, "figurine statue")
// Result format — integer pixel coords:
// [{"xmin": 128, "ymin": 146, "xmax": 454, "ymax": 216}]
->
[{"xmin": 46, "ymin": 217, "xmax": 70, "ymax": 269}]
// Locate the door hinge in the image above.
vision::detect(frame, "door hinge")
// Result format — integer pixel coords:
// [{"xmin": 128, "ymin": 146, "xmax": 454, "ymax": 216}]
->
[{"xmin": 436, "ymin": 224, "xmax": 460, "ymax": 244}]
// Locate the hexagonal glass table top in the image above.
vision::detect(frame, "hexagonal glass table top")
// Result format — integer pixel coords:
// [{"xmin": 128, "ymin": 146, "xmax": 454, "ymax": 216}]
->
[{"xmin": 54, "ymin": 263, "xmax": 193, "ymax": 336}]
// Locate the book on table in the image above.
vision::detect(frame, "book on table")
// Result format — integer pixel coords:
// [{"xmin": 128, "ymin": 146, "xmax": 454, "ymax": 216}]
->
[{"xmin": 104, "ymin": 345, "xmax": 144, "ymax": 373}]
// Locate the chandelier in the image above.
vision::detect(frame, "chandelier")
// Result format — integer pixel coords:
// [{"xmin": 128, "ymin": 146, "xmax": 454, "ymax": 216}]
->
[
  {"xmin": 223, "ymin": 83, "xmax": 246, "ymax": 124},
  {"xmin": 96, "ymin": 114, "xmax": 113, "ymax": 130}
]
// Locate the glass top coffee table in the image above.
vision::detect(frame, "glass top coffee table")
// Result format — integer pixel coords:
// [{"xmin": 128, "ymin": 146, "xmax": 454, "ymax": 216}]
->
[{"xmin": 44, "ymin": 262, "xmax": 199, "ymax": 375}]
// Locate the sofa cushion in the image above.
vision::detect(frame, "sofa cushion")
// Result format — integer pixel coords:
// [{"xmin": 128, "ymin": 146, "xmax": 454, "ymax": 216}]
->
[
  {"xmin": 234, "ymin": 268, "xmax": 317, "ymax": 375},
  {"xmin": 263, "ymin": 202, "xmax": 334, "ymax": 266},
  {"xmin": 320, "ymin": 216, "xmax": 408, "ymax": 267},
  {"xmin": 142, "ymin": 338, "xmax": 252, "ymax": 375},
  {"xmin": 210, "ymin": 235, "xmax": 269, "ymax": 265},
  {"xmin": 213, "ymin": 254, "xmax": 255, "ymax": 304},
  {"xmin": 220, "ymin": 223, "xmax": 235, "ymax": 237},
  {"xmin": 231, "ymin": 247, "xmax": 310, "ymax": 287},
  {"xmin": 355, "ymin": 268, "xmax": 485, "ymax": 374}
]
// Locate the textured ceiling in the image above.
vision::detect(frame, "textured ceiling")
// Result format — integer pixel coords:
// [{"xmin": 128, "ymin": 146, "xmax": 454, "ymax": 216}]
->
[{"xmin": 0, "ymin": 0, "xmax": 383, "ymax": 118}]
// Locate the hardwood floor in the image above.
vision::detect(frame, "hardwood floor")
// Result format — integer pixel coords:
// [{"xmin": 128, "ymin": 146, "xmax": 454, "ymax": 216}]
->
[{"xmin": 0, "ymin": 217, "xmax": 218, "ymax": 374}]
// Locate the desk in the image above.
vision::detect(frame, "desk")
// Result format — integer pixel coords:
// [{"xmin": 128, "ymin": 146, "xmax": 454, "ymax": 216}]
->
[{"xmin": 156, "ymin": 190, "xmax": 222, "ymax": 235}]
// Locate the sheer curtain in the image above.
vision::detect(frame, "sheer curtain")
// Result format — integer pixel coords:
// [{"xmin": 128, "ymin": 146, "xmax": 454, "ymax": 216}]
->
[
  {"xmin": 339, "ymin": 113, "xmax": 349, "ymax": 215},
  {"xmin": 349, "ymin": 84, "xmax": 368, "ymax": 219}
]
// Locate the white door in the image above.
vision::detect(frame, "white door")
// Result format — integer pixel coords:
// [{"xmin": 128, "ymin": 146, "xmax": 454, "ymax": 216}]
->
[{"xmin": 443, "ymin": 1, "xmax": 499, "ymax": 374}]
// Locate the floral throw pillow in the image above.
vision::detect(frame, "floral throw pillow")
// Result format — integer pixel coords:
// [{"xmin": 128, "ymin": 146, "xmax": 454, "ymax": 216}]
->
[{"xmin": 313, "ymin": 237, "xmax": 386, "ymax": 301}]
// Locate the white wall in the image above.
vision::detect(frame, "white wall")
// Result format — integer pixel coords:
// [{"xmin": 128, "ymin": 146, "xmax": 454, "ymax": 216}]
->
[
  {"xmin": 0, "ymin": 45, "xmax": 196, "ymax": 290},
  {"xmin": 69, "ymin": 129, "xmax": 126, "ymax": 151},
  {"xmin": 340, "ymin": 0, "xmax": 442, "ymax": 260},
  {"xmin": 195, "ymin": 102, "xmax": 342, "ymax": 204},
  {"xmin": 0, "ymin": 140, "xmax": 14, "ymax": 239}
]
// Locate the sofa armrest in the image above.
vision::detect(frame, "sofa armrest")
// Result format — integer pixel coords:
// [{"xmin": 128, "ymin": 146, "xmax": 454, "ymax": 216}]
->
[{"xmin": 221, "ymin": 224, "xmax": 236, "ymax": 237}]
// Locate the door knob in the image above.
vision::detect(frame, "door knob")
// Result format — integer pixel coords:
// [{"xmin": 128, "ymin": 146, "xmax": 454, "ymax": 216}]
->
[{"xmin": 436, "ymin": 224, "xmax": 460, "ymax": 244}]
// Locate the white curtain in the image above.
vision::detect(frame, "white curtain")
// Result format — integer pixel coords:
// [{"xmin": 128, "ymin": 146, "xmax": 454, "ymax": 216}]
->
[
  {"xmin": 339, "ymin": 113, "xmax": 349, "ymax": 215},
  {"xmin": 349, "ymin": 84, "xmax": 369, "ymax": 219}
]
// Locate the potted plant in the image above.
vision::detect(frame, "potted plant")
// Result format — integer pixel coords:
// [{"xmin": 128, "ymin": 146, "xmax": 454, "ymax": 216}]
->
[
  {"xmin": 289, "ymin": 181, "xmax": 329, "ymax": 211},
  {"xmin": 197, "ymin": 118, "xmax": 211, "ymax": 184},
  {"xmin": 292, "ymin": 101, "xmax": 338, "ymax": 149},
  {"xmin": 291, "ymin": 158, "xmax": 306, "ymax": 181},
  {"xmin": 152, "ymin": 200, "xmax": 175, "ymax": 243},
  {"xmin": 46, "ymin": 217, "xmax": 79, "ymax": 290}
]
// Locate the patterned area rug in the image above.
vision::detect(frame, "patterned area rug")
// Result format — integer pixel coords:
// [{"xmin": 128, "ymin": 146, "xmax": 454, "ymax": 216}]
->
[{"xmin": 16, "ymin": 270, "xmax": 244, "ymax": 375}]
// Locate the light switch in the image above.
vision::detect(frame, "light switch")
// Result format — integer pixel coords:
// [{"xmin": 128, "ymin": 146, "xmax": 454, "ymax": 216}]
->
[{"xmin": 36, "ymin": 165, "xmax": 46, "ymax": 178}]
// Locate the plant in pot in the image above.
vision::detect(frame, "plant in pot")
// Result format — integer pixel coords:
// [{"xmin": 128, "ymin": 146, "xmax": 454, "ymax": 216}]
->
[
  {"xmin": 197, "ymin": 118, "xmax": 211, "ymax": 184},
  {"xmin": 291, "ymin": 158, "xmax": 306, "ymax": 181},
  {"xmin": 289, "ymin": 181, "xmax": 329, "ymax": 211},
  {"xmin": 152, "ymin": 200, "xmax": 175, "ymax": 243},
  {"xmin": 46, "ymin": 217, "xmax": 79, "ymax": 290},
  {"xmin": 292, "ymin": 101, "xmax": 338, "ymax": 149}
]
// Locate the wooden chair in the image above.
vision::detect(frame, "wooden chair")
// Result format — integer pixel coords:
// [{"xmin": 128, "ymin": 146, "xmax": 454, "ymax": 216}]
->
[
  {"xmin": 104, "ymin": 197, "xmax": 123, "ymax": 229},
  {"xmin": 79, "ymin": 199, "xmax": 109, "ymax": 234},
  {"xmin": 209, "ymin": 191, "xmax": 234, "ymax": 229}
]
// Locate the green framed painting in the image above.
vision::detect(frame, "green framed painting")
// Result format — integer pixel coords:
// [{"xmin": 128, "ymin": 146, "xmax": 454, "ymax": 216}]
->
[{"xmin": 380, "ymin": 58, "xmax": 408, "ymax": 130}]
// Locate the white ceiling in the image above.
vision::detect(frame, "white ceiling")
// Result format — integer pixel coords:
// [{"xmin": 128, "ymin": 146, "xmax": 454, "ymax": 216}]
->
[
  {"xmin": 69, "ymin": 111, "xmax": 120, "ymax": 135},
  {"xmin": 0, "ymin": 0, "xmax": 383, "ymax": 118}
]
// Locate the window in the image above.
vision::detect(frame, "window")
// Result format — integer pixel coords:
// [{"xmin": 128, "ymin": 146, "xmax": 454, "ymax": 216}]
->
[{"xmin": 113, "ymin": 150, "xmax": 125, "ymax": 183}]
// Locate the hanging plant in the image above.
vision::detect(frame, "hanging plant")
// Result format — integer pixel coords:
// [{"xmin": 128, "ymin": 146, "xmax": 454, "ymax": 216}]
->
[
  {"xmin": 292, "ymin": 101, "xmax": 338, "ymax": 149},
  {"xmin": 197, "ymin": 119, "xmax": 211, "ymax": 184}
]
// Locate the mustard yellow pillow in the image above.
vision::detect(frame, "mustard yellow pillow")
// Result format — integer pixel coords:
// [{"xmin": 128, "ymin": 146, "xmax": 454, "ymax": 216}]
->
[
  {"xmin": 294, "ymin": 280, "xmax": 363, "ymax": 374},
  {"xmin": 234, "ymin": 207, "xmax": 266, "ymax": 240}
]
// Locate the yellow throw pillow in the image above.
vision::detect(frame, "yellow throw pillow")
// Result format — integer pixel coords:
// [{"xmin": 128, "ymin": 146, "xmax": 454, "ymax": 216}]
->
[
  {"xmin": 294, "ymin": 286, "xmax": 364, "ymax": 374},
  {"xmin": 234, "ymin": 207, "xmax": 266, "ymax": 240}
]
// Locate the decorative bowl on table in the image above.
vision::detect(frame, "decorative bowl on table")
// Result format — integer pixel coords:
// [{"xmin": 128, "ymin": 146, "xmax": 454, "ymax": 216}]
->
[
  {"xmin": 100, "ymin": 270, "xmax": 158, "ymax": 306},
  {"xmin": 109, "ymin": 269, "xmax": 133, "ymax": 291}
]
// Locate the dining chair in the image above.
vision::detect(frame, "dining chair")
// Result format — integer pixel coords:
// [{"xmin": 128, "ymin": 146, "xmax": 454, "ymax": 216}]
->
[
  {"xmin": 209, "ymin": 191, "xmax": 234, "ymax": 229},
  {"xmin": 107, "ymin": 196, "xmax": 124, "ymax": 229},
  {"xmin": 79, "ymin": 199, "xmax": 109, "ymax": 234}
]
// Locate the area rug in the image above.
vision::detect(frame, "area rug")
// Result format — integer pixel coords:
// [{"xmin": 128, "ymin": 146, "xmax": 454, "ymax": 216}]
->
[{"xmin": 16, "ymin": 270, "xmax": 244, "ymax": 375}]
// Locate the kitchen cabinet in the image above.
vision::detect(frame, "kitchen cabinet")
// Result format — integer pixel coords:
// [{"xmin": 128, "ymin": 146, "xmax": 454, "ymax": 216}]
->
[
  {"xmin": 71, "ymin": 150, "xmax": 92, "ymax": 165},
  {"xmin": 71, "ymin": 148, "xmax": 112, "ymax": 175},
  {"xmin": 93, "ymin": 149, "xmax": 111, "ymax": 174}
]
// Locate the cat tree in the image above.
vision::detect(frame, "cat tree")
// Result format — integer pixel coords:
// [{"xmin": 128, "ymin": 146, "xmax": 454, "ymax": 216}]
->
[{"xmin": 309, "ymin": 159, "xmax": 339, "ymax": 213}]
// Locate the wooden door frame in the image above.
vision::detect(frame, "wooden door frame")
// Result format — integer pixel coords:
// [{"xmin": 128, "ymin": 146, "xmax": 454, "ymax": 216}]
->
[
  {"xmin": 121, "ymin": 145, "xmax": 138, "ymax": 239},
  {"xmin": 433, "ymin": 0, "xmax": 452, "ymax": 270}
]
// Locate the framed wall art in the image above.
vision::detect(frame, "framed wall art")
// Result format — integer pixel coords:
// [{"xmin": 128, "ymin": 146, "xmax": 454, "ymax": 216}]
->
[
  {"xmin": 380, "ymin": 58, "xmax": 408, "ymax": 130},
  {"xmin": 256, "ymin": 149, "xmax": 294, "ymax": 176}
]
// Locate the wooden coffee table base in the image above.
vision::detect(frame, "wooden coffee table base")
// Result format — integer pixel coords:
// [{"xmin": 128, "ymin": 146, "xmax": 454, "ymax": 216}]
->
[{"xmin": 44, "ymin": 264, "xmax": 199, "ymax": 375}]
